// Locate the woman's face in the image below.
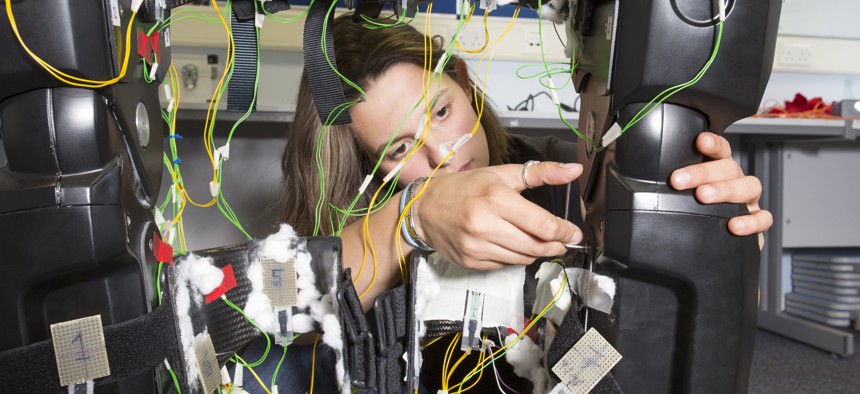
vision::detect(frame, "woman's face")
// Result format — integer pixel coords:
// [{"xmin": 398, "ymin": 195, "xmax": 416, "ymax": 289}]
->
[{"xmin": 349, "ymin": 62, "xmax": 490, "ymax": 187}]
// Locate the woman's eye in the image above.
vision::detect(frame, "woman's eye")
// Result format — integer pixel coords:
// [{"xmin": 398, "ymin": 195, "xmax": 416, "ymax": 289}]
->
[
  {"xmin": 435, "ymin": 105, "xmax": 448, "ymax": 119},
  {"xmin": 387, "ymin": 141, "xmax": 412, "ymax": 160}
]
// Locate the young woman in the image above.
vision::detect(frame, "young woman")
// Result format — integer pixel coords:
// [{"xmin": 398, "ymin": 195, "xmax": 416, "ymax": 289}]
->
[{"xmin": 243, "ymin": 12, "xmax": 772, "ymax": 393}]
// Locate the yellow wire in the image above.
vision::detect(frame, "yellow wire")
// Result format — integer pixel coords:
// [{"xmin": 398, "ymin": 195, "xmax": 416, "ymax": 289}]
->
[
  {"xmin": 445, "ymin": 334, "xmax": 487, "ymax": 391},
  {"xmin": 423, "ymin": 335, "xmax": 444, "ymax": 349},
  {"xmin": 454, "ymin": 267, "xmax": 568, "ymax": 392},
  {"xmin": 394, "ymin": 8, "xmax": 520, "ymax": 275},
  {"xmin": 310, "ymin": 333, "xmax": 320, "ymax": 394},
  {"xmin": 234, "ymin": 355, "xmax": 272, "ymax": 394},
  {"xmin": 441, "ymin": 333, "xmax": 461, "ymax": 390},
  {"xmin": 5, "ymin": 2, "xmax": 136, "ymax": 88},
  {"xmin": 191, "ymin": 0, "xmax": 235, "ymax": 208},
  {"xmin": 458, "ymin": 345, "xmax": 486, "ymax": 393},
  {"xmin": 454, "ymin": 6, "xmax": 489, "ymax": 54}
]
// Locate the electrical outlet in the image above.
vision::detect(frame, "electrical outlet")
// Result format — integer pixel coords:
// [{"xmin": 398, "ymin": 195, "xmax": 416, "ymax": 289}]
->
[
  {"xmin": 523, "ymin": 30, "xmax": 542, "ymax": 54},
  {"xmin": 453, "ymin": 27, "xmax": 490, "ymax": 52},
  {"xmin": 779, "ymin": 43, "xmax": 813, "ymax": 66}
]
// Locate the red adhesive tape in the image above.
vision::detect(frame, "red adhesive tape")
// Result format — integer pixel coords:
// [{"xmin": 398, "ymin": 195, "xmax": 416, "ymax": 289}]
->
[
  {"xmin": 205, "ymin": 264, "xmax": 237, "ymax": 304},
  {"xmin": 152, "ymin": 232, "xmax": 174, "ymax": 265}
]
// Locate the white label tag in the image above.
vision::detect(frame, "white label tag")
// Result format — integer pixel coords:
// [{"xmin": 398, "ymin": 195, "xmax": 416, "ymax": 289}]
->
[
  {"xmin": 109, "ymin": 0, "xmax": 121, "ymax": 26},
  {"xmin": 255, "ymin": 13, "xmax": 265, "ymax": 28},
  {"xmin": 551, "ymin": 328, "xmax": 622, "ymax": 393},
  {"xmin": 164, "ymin": 27, "xmax": 171, "ymax": 47}
]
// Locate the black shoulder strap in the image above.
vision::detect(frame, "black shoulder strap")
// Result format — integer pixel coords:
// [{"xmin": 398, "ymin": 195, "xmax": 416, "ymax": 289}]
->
[{"xmin": 303, "ymin": 0, "xmax": 352, "ymax": 125}]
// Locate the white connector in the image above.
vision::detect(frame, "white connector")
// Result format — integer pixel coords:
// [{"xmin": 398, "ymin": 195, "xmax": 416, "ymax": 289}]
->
[
  {"xmin": 153, "ymin": 208, "xmax": 166, "ymax": 227},
  {"xmin": 600, "ymin": 123, "xmax": 624, "ymax": 148},
  {"xmin": 163, "ymin": 83, "xmax": 172, "ymax": 102},
  {"xmin": 383, "ymin": 161, "xmax": 406, "ymax": 183},
  {"xmin": 434, "ymin": 51, "xmax": 451, "ymax": 74},
  {"xmin": 413, "ymin": 114, "xmax": 428, "ymax": 140},
  {"xmin": 217, "ymin": 144, "xmax": 231, "ymax": 161},
  {"xmin": 209, "ymin": 181, "xmax": 220, "ymax": 197},
  {"xmin": 548, "ymin": 79, "xmax": 560, "ymax": 105},
  {"xmin": 220, "ymin": 366, "xmax": 231, "ymax": 385},
  {"xmin": 255, "ymin": 13, "xmax": 265, "ymax": 28},
  {"xmin": 131, "ymin": 0, "xmax": 144, "ymax": 13},
  {"xmin": 451, "ymin": 133, "xmax": 472, "ymax": 152},
  {"xmin": 358, "ymin": 174, "xmax": 374, "ymax": 195},
  {"xmin": 148, "ymin": 62, "xmax": 159, "ymax": 81},
  {"xmin": 233, "ymin": 364, "xmax": 243, "ymax": 387},
  {"xmin": 166, "ymin": 98, "xmax": 174, "ymax": 114},
  {"xmin": 718, "ymin": 0, "xmax": 726, "ymax": 22}
]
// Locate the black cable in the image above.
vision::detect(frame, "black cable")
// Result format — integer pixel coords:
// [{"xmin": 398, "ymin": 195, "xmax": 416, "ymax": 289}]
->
[{"xmin": 507, "ymin": 91, "xmax": 577, "ymax": 112}]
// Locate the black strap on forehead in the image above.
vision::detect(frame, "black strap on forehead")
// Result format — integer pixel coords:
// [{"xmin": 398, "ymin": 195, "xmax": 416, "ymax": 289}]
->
[{"xmin": 303, "ymin": 0, "xmax": 352, "ymax": 125}]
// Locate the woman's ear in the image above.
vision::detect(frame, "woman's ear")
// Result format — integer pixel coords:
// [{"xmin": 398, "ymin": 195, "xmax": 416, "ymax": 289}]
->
[{"xmin": 452, "ymin": 59, "xmax": 472, "ymax": 93}]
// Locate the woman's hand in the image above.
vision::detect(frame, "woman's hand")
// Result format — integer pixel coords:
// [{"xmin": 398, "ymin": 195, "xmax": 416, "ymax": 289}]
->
[
  {"xmin": 670, "ymin": 132, "xmax": 773, "ymax": 242},
  {"xmin": 411, "ymin": 162, "xmax": 584, "ymax": 270}
]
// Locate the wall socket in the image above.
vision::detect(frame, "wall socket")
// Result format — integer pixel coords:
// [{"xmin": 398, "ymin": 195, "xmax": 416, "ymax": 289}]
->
[
  {"xmin": 523, "ymin": 30, "xmax": 543, "ymax": 54},
  {"xmin": 778, "ymin": 43, "xmax": 813, "ymax": 66}
]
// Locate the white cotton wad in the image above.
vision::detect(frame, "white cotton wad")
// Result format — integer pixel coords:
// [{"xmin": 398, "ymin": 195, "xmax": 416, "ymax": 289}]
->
[
  {"xmin": 242, "ymin": 261, "xmax": 276, "ymax": 334},
  {"xmin": 261, "ymin": 223, "xmax": 299, "ymax": 263},
  {"xmin": 172, "ymin": 253, "xmax": 220, "ymax": 390},
  {"xmin": 187, "ymin": 256, "xmax": 224, "ymax": 295},
  {"xmin": 504, "ymin": 334, "xmax": 548, "ymax": 394},
  {"xmin": 322, "ymin": 314, "xmax": 343, "ymax": 352},
  {"xmin": 245, "ymin": 292, "xmax": 275, "ymax": 333}
]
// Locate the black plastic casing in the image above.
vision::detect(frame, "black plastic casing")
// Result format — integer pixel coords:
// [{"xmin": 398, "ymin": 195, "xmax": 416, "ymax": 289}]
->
[
  {"xmin": 0, "ymin": 1, "xmax": 168, "ymax": 392},
  {"xmin": 570, "ymin": 1, "xmax": 781, "ymax": 393}
]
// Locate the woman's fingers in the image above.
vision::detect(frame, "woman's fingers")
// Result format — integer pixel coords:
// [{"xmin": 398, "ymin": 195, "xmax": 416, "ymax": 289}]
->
[
  {"xmin": 671, "ymin": 158, "xmax": 743, "ymax": 191},
  {"xmin": 728, "ymin": 205, "xmax": 774, "ymax": 237},
  {"xmin": 693, "ymin": 175, "xmax": 762, "ymax": 205}
]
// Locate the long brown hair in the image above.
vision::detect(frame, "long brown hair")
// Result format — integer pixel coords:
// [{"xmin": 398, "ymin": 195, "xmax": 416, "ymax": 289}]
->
[{"xmin": 280, "ymin": 13, "xmax": 511, "ymax": 236}]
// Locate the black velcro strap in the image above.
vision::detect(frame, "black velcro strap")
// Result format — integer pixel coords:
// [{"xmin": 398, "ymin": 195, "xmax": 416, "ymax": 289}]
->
[
  {"xmin": 0, "ymin": 304, "xmax": 177, "ymax": 393},
  {"xmin": 374, "ymin": 285, "xmax": 408, "ymax": 394},
  {"xmin": 337, "ymin": 268, "xmax": 376, "ymax": 389},
  {"xmin": 228, "ymin": 9, "xmax": 259, "ymax": 113},
  {"xmin": 303, "ymin": 0, "xmax": 351, "ymax": 125}
]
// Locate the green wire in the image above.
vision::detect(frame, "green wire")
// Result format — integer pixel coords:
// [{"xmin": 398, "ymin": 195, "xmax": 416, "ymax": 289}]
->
[
  {"xmin": 270, "ymin": 334, "xmax": 301, "ymax": 388},
  {"xmin": 156, "ymin": 262, "xmax": 164, "ymax": 305},
  {"xmin": 166, "ymin": 364, "xmax": 182, "ymax": 394},
  {"xmin": 262, "ymin": 0, "xmax": 314, "ymax": 24},
  {"xmin": 620, "ymin": 20, "xmax": 724, "ymax": 134},
  {"xmin": 146, "ymin": 8, "xmax": 226, "ymax": 36},
  {"xmin": 222, "ymin": 296, "xmax": 272, "ymax": 368}
]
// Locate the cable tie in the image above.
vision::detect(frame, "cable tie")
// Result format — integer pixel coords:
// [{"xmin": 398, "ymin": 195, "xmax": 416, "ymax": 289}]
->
[
  {"xmin": 169, "ymin": 133, "xmax": 183, "ymax": 139},
  {"xmin": 383, "ymin": 161, "xmax": 406, "ymax": 183},
  {"xmin": 600, "ymin": 122, "xmax": 624, "ymax": 148},
  {"xmin": 172, "ymin": 158, "xmax": 181, "ymax": 165},
  {"xmin": 209, "ymin": 181, "xmax": 220, "ymax": 197},
  {"xmin": 413, "ymin": 114, "xmax": 428, "ymax": 140},
  {"xmin": 358, "ymin": 174, "xmax": 374, "ymax": 195},
  {"xmin": 148, "ymin": 62, "xmax": 159, "ymax": 81},
  {"xmin": 163, "ymin": 84, "xmax": 172, "ymax": 101},
  {"xmin": 166, "ymin": 98, "xmax": 174, "ymax": 114},
  {"xmin": 131, "ymin": 0, "xmax": 143, "ymax": 12},
  {"xmin": 451, "ymin": 133, "xmax": 472, "ymax": 152},
  {"xmin": 548, "ymin": 79, "xmax": 560, "ymax": 105},
  {"xmin": 233, "ymin": 364, "xmax": 243, "ymax": 387},
  {"xmin": 255, "ymin": 13, "xmax": 265, "ymax": 28},
  {"xmin": 220, "ymin": 365, "xmax": 231, "ymax": 385},
  {"xmin": 718, "ymin": 0, "xmax": 726, "ymax": 21}
]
